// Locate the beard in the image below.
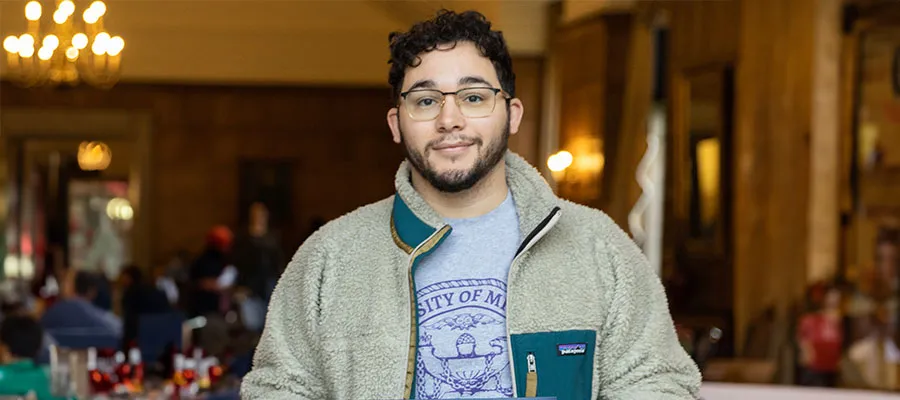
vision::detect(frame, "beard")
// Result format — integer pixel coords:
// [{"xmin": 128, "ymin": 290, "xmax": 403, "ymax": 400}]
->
[{"xmin": 402, "ymin": 118, "xmax": 510, "ymax": 193}]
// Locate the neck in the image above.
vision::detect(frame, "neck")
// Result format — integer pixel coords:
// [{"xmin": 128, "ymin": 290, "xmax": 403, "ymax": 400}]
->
[
  {"xmin": 6, "ymin": 356, "xmax": 27, "ymax": 364},
  {"xmin": 249, "ymin": 225, "xmax": 266, "ymax": 237},
  {"xmin": 411, "ymin": 162, "xmax": 509, "ymax": 220}
]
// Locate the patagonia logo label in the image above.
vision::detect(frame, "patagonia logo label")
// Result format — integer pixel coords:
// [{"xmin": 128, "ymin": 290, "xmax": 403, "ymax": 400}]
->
[{"xmin": 557, "ymin": 343, "xmax": 587, "ymax": 356}]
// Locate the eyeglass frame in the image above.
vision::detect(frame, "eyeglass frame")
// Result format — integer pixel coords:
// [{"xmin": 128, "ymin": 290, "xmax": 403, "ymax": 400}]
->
[{"xmin": 397, "ymin": 87, "xmax": 511, "ymax": 121}]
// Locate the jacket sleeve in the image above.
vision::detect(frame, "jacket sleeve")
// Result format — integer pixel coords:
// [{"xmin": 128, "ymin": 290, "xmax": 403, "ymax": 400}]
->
[
  {"xmin": 240, "ymin": 239, "xmax": 329, "ymax": 399},
  {"xmin": 595, "ymin": 231, "xmax": 702, "ymax": 399}
]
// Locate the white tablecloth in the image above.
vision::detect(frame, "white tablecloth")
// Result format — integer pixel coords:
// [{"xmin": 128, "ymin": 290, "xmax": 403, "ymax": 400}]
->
[{"xmin": 700, "ymin": 382, "xmax": 900, "ymax": 399}]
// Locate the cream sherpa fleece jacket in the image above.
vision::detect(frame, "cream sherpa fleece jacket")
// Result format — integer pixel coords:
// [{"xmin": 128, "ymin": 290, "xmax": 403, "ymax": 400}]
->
[{"xmin": 241, "ymin": 151, "xmax": 701, "ymax": 400}]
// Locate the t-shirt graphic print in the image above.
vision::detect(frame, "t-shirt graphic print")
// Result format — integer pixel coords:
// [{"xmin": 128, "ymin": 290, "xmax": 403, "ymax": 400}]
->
[
  {"xmin": 414, "ymin": 278, "xmax": 512, "ymax": 398},
  {"xmin": 413, "ymin": 192, "xmax": 519, "ymax": 399}
]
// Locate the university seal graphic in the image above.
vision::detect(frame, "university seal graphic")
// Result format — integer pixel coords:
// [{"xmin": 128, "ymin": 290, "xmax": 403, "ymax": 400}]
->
[{"xmin": 414, "ymin": 278, "xmax": 513, "ymax": 399}]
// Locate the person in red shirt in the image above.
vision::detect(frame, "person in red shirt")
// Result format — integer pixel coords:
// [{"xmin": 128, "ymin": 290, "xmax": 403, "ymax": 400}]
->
[{"xmin": 797, "ymin": 284, "xmax": 843, "ymax": 387}]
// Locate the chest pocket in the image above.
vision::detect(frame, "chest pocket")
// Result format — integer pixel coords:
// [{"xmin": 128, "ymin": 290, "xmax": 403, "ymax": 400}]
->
[{"xmin": 511, "ymin": 330, "xmax": 596, "ymax": 400}]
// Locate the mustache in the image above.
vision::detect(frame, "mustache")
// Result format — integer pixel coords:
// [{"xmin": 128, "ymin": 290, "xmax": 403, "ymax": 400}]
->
[{"xmin": 426, "ymin": 135, "xmax": 483, "ymax": 150}]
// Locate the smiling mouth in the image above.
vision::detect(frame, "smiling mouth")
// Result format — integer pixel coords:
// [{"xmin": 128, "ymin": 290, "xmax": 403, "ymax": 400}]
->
[{"xmin": 432, "ymin": 142, "xmax": 474, "ymax": 151}]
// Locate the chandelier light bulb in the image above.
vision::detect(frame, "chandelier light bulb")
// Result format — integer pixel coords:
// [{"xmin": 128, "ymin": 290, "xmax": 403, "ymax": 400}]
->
[
  {"xmin": 83, "ymin": 9, "xmax": 100, "ymax": 24},
  {"xmin": 3, "ymin": 36, "xmax": 19, "ymax": 53},
  {"xmin": 18, "ymin": 34, "xmax": 34, "ymax": 48},
  {"xmin": 107, "ymin": 36, "xmax": 124, "ymax": 56},
  {"xmin": 94, "ymin": 32, "xmax": 111, "ymax": 45},
  {"xmin": 53, "ymin": 9, "xmax": 68, "ymax": 24},
  {"xmin": 18, "ymin": 46, "xmax": 34, "ymax": 58},
  {"xmin": 91, "ymin": 33, "xmax": 110, "ymax": 55},
  {"xmin": 59, "ymin": 0, "xmax": 75, "ymax": 16},
  {"xmin": 38, "ymin": 47, "xmax": 53, "ymax": 61},
  {"xmin": 90, "ymin": 1, "xmax": 107, "ymax": 17},
  {"xmin": 65, "ymin": 46, "xmax": 78, "ymax": 60},
  {"xmin": 43, "ymin": 35, "xmax": 59, "ymax": 50},
  {"xmin": 72, "ymin": 33, "xmax": 88, "ymax": 50},
  {"xmin": 24, "ymin": 1, "xmax": 41, "ymax": 21}
]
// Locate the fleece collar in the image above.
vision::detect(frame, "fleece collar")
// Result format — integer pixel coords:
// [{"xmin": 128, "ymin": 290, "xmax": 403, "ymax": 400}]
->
[{"xmin": 391, "ymin": 150, "xmax": 561, "ymax": 253}]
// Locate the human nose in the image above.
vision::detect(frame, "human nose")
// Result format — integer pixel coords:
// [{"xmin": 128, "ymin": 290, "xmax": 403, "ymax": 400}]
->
[{"xmin": 435, "ymin": 94, "xmax": 465, "ymax": 133}]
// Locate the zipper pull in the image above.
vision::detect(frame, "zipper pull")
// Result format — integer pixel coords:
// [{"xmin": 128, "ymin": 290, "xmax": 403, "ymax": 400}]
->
[{"xmin": 525, "ymin": 352, "xmax": 537, "ymax": 397}]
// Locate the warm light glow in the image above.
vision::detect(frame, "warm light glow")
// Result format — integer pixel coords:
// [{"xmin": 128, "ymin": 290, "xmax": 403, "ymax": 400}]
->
[
  {"xmin": 42, "ymin": 35, "xmax": 59, "ymax": 50},
  {"xmin": 83, "ymin": 9, "xmax": 100, "ymax": 24},
  {"xmin": 547, "ymin": 151, "xmax": 574, "ymax": 172},
  {"xmin": 72, "ymin": 33, "xmax": 88, "ymax": 49},
  {"xmin": 18, "ymin": 34, "xmax": 35, "ymax": 48},
  {"xmin": 65, "ymin": 46, "xmax": 78, "ymax": 60},
  {"xmin": 77, "ymin": 141, "xmax": 112, "ymax": 171},
  {"xmin": 37, "ymin": 46, "xmax": 53, "ymax": 61},
  {"xmin": 24, "ymin": 1, "xmax": 42, "ymax": 21},
  {"xmin": 106, "ymin": 197, "xmax": 133, "ymax": 221},
  {"xmin": 18, "ymin": 46, "xmax": 34, "ymax": 58},
  {"xmin": 4, "ymin": 255, "xmax": 35, "ymax": 280},
  {"xmin": 3, "ymin": 36, "xmax": 19, "ymax": 53},
  {"xmin": 92, "ymin": 32, "xmax": 110, "ymax": 55},
  {"xmin": 107, "ymin": 36, "xmax": 124, "ymax": 56},
  {"xmin": 89, "ymin": 1, "xmax": 107, "ymax": 17},
  {"xmin": 696, "ymin": 138, "xmax": 721, "ymax": 225},
  {"xmin": 575, "ymin": 153, "xmax": 605, "ymax": 173},
  {"xmin": 58, "ymin": 0, "xmax": 75, "ymax": 16},
  {"xmin": 8, "ymin": 0, "xmax": 124, "ymax": 88},
  {"xmin": 53, "ymin": 9, "xmax": 68, "ymax": 24}
]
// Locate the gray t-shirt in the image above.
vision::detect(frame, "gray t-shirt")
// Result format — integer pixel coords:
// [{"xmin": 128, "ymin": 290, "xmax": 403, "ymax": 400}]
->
[{"xmin": 413, "ymin": 192, "xmax": 520, "ymax": 398}]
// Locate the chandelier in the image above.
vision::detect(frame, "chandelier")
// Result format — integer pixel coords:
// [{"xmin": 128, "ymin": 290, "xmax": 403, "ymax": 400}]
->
[{"xmin": 2, "ymin": 0, "xmax": 125, "ymax": 89}]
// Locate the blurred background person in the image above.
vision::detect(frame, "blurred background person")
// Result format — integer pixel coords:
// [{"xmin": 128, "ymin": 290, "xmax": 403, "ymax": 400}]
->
[
  {"xmin": 40, "ymin": 269, "xmax": 121, "ymax": 342},
  {"xmin": 119, "ymin": 264, "xmax": 172, "ymax": 347},
  {"xmin": 232, "ymin": 202, "xmax": 284, "ymax": 331},
  {"xmin": 0, "ymin": 315, "xmax": 57, "ymax": 399},
  {"xmin": 797, "ymin": 284, "xmax": 843, "ymax": 387}
]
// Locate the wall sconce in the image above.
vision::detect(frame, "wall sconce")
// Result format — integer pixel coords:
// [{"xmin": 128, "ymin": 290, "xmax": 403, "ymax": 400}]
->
[{"xmin": 77, "ymin": 140, "xmax": 111, "ymax": 171}]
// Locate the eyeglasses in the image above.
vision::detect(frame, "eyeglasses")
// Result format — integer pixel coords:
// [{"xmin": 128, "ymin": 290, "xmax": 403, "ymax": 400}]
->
[{"xmin": 399, "ymin": 87, "xmax": 507, "ymax": 121}]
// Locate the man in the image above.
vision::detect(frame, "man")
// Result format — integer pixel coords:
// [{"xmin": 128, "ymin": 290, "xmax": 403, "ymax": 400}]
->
[
  {"xmin": 41, "ymin": 270, "xmax": 122, "ymax": 342},
  {"xmin": 233, "ymin": 203, "xmax": 285, "ymax": 305},
  {"xmin": 242, "ymin": 10, "xmax": 700, "ymax": 399}
]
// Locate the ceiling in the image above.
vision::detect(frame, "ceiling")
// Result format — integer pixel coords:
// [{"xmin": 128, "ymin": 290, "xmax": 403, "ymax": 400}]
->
[{"xmin": 0, "ymin": 0, "xmax": 629, "ymax": 86}]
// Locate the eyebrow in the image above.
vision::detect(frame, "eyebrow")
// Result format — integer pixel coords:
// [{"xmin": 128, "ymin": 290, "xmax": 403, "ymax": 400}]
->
[
  {"xmin": 405, "ymin": 76, "xmax": 494, "ymax": 93},
  {"xmin": 458, "ymin": 76, "xmax": 492, "ymax": 87},
  {"xmin": 406, "ymin": 79, "xmax": 436, "ymax": 92}
]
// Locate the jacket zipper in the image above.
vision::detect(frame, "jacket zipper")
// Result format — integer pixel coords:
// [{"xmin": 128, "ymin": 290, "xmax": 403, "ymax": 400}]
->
[
  {"xmin": 525, "ymin": 352, "xmax": 538, "ymax": 397},
  {"xmin": 404, "ymin": 225, "xmax": 450, "ymax": 398},
  {"xmin": 506, "ymin": 207, "xmax": 561, "ymax": 397}
]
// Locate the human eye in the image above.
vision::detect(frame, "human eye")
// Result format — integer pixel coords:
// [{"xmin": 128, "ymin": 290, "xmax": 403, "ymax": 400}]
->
[
  {"xmin": 410, "ymin": 92, "xmax": 441, "ymax": 108},
  {"xmin": 463, "ymin": 94, "xmax": 485, "ymax": 104},
  {"xmin": 459, "ymin": 88, "xmax": 493, "ymax": 105},
  {"xmin": 417, "ymin": 97, "xmax": 438, "ymax": 107}
]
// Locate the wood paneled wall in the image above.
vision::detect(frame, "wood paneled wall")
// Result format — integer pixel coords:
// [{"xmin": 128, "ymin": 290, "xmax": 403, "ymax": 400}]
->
[
  {"xmin": 554, "ymin": 16, "xmax": 608, "ymax": 207},
  {"xmin": 656, "ymin": 0, "xmax": 823, "ymax": 355},
  {"xmin": 0, "ymin": 57, "xmax": 544, "ymax": 263},
  {"xmin": 733, "ymin": 0, "xmax": 817, "ymax": 355}
]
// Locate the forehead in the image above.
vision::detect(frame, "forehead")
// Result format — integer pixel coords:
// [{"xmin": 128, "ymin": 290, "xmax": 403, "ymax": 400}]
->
[{"xmin": 402, "ymin": 41, "xmax": 500, "ymax": 91}]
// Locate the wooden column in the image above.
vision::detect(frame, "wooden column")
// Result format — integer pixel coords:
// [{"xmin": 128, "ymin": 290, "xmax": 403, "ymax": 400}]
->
[
  {"xmin": 807, "ymin": 0, "xmax": 842, "ymax": 283},
  {"xmin": 734, "ymin": 0, "xmax": 816, "ymax": 354}
]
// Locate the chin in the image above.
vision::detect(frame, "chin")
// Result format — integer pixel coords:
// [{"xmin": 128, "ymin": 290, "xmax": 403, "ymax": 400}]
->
[{"xmin": 429, "ymin": 156, "xmax": 475, "ymax": 171}]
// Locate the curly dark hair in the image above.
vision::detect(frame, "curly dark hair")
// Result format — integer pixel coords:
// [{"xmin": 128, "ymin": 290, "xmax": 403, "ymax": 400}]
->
[{"xmin": 387, "ymin": 9, "xmax": 516, "ymax": 104}]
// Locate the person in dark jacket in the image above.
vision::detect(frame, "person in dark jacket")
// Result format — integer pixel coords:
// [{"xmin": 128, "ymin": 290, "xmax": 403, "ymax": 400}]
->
[
  {"xmin": 189, "ymin": 226, "xmax": 234, "ymax": 318},
  {"xmin": 119, "ymin": 265, "xmax": 172, "ymax": 347}
]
